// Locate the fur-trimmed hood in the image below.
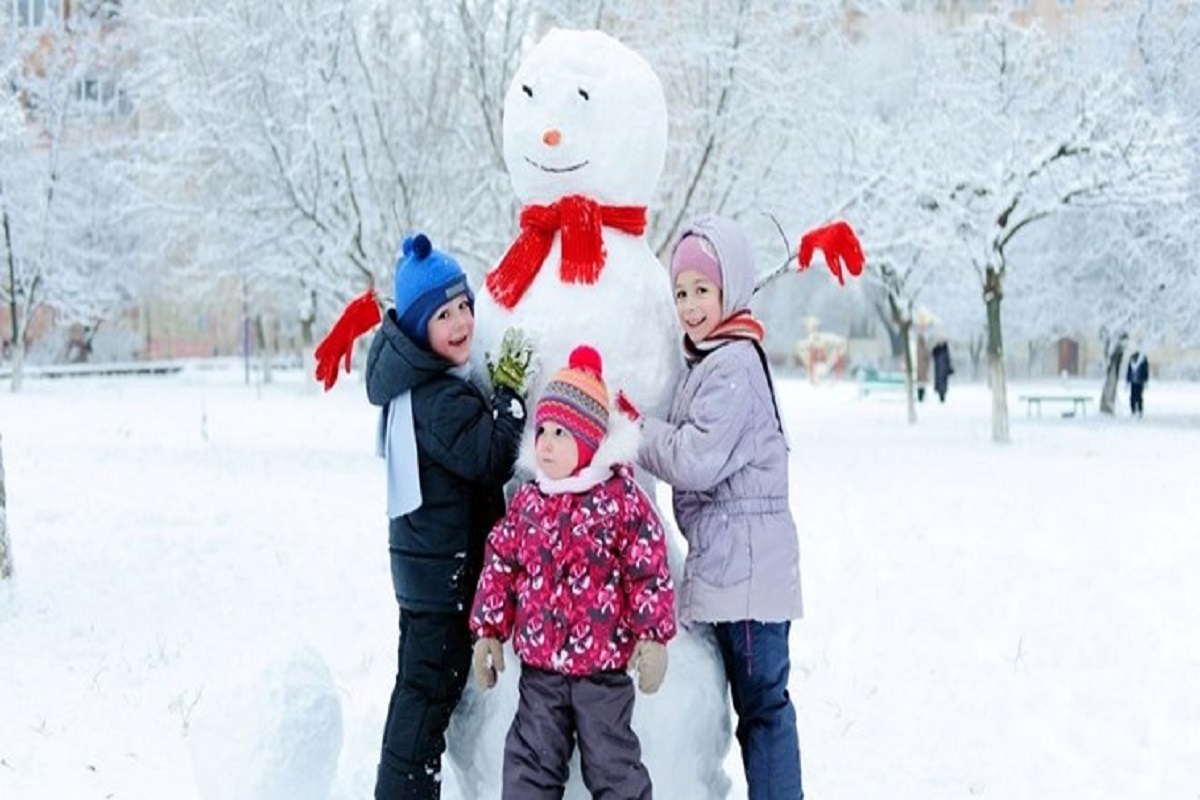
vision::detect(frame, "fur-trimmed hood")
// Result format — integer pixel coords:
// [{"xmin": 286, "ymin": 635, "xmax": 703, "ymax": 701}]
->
[{"xmin": 517, "ymin": 409, "xmax": 642, "ymax": 495}]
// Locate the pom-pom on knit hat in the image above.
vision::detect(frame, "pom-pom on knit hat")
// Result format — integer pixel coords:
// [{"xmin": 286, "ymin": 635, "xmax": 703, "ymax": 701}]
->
[
  {"xmin": 670, "ymin": 233, "xmax": 723, "ymax": 290},
  {"xmin": 535, "ymin": 345, "xmax": 610, "ymax": 471},
  {"xmin": 393, "ymin": 233, "xmax": 474, "ymax": 349}
]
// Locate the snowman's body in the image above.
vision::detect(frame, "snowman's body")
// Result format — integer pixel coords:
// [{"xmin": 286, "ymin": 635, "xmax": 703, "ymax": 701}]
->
[
  {"xmin": 476, "ymin": 231, "xmax": 680, "ymax": 419},
  {"xmin": 451, "ymin": 28, "xmax": 733, "ymax": 800}
]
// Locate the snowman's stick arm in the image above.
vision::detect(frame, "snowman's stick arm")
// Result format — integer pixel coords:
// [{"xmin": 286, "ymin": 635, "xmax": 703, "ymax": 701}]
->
[
  {"xmin": 751, "ymin": 175, "xmax": 883, "ymax": 294},
  {"xmin": 753, "ymin": 213, "xmax": 798, "ymax": 295},
  {"xmin": 754, "ymin": 254, "xmax": 800, "ymax": 295},
  {"xmin": 754, "ymin": 216, "xmax": 866, "ymax": 295}
]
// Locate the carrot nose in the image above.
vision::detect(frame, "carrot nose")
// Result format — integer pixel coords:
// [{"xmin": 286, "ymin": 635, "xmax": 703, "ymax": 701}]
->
[{"xmin": 542, "ymin": 129, "xmax": 562, "ymax": 147}]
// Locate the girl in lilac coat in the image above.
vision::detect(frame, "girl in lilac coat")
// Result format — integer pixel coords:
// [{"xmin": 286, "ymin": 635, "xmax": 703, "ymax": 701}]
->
[{"xmin": 621, "ymin": 214, "xmax": 805, "ymax": 799}]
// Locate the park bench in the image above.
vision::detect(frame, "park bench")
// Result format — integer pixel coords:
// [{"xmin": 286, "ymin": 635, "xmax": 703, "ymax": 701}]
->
[
  {"xmin": 856, "ymin": 368, "xmax": 907, "ymax": 396},
  {"xmin": 1018, "ymin": 394, "xmax": 1094, "ymax": 418}
]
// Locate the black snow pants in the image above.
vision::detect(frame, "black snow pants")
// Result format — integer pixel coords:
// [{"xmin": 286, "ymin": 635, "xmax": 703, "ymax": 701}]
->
[{"xmin": 376, "ymin": 609, "xmax": 472, "ymax": 800}]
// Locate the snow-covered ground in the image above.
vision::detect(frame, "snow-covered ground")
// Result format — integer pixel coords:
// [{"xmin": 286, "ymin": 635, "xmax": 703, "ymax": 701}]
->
[{"xmin": 1, "ymin": 363, "xmax": 1197, "ymax": 799}]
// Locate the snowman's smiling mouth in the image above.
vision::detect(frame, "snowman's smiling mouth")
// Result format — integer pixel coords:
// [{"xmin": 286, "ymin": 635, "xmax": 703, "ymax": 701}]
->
[{"xmin": 524, "ymin": 156, "xmax": 590, "ymax": 174}]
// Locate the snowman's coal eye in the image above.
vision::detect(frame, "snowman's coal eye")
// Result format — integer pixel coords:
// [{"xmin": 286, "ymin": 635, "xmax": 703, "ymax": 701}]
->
[
  {"xmin": 578, "ymin": 88, "xmax": 589, "ymax": 101},
  {"xmin": 522, "ymin": 84, "xmax": 533, "ymax": 98}
]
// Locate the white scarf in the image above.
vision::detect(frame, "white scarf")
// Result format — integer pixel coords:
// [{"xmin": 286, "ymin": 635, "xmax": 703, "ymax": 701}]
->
[{"xmin": 376, "ymin": 364, "xmax": 472, "ymax": 519}]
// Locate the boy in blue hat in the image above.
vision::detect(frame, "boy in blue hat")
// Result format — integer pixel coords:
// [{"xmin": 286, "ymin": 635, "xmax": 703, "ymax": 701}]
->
[{"xmin": 364, "ymin": 233, "xmax": 533, "ymax": 800}]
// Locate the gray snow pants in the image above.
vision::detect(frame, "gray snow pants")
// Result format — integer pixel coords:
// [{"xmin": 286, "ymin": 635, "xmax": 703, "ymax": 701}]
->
[{"xmin": 503, "ymin": 665, "xmax": 651, "ymax": 800}]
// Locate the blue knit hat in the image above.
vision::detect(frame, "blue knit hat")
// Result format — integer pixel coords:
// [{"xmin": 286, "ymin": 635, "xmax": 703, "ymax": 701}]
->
[{"xmin": 393, "ymin": 233, "xmax": 474, "ymax": 348}]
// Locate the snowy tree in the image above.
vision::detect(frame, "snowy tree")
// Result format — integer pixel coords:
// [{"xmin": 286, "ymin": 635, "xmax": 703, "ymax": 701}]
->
[
  {"xmin": 108, "ymin": 0, "xmax": 1195, "ymax": 393},
  {"xmin": 911, "ymin": 15, "xmax": 1188, "ymax": 441},
  {"xmin": 635, "ymin": 2, "xmax": 878, "ymax": 350},
  {"xmin": 1120, "ymin": 0, "xmax": 1200, "ymax": 353},
  {"xmin": 996, "ymin": 2, "xmax": 1200, "ymax": 402},
  {"xmin": 635, "ymin": 3, "xmax": 837, "ymax": 249},
  {"xmin": 133, "ymin": 0, "xmax": 528, "ymax": 346},
  {"xmin": 826, "ymin": 9, "xmax": 982, "ymax": 410},
  {"xmin": 2, "ymin": 10, "xmax": 142, "ymax": 389},
  {"xmin": 131, "ymin": 0, "xmax": 869, "ymax": 361}
]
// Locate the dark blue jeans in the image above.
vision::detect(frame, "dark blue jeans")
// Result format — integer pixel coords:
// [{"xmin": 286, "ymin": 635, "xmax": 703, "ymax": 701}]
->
[{"xmin": 713, "ymin": 620, "xmax": 803, "ymax": 800}]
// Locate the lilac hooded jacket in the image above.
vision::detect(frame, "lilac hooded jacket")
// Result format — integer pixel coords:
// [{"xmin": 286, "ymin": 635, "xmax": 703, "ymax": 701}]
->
[{"xmin": 637, "ymin": 214, "xmax": 804, "ymax": 625}]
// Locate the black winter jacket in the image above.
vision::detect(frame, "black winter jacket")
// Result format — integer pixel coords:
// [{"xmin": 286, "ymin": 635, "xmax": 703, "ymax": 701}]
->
[
  {"xmin": 366, "ymin": 310, "xmax": 526, "ymax": 613},
  {"xmin": 1126, "ymin": 352, "xmax": 1149, "ymax": 387}
]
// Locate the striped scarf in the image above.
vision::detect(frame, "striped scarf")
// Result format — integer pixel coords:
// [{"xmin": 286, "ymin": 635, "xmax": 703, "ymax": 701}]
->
[
  {"xmin": 683, "ymin": 309, "xmax": 766, "ymax": 363},
  {"xmin": 684, "ymin": 308, "xmax": 787, "ymax": 445}
]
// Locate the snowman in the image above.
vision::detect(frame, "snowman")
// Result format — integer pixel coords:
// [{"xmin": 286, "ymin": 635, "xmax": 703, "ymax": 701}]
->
[
  {"xmin": 447, "ymin": 28, "xmax": 734, "ymax": 800},
  {"xmin": 471, "ymin": 29, "xmax": 681, "ymax": 420}
]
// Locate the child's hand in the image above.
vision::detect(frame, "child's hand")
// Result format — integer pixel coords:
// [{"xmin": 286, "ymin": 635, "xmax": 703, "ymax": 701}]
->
[
  {"xmin": 472, "ymin": 637, "xmax": 505, "ymax": 691},
  {"xmin": 488, "ymin": 327, "xmax": 536, "ymax": 396},
  {"xmin": 615, "ymin": 390, "xmax": 641, "ymax": 424},
  {"xmin": 628, "ymin": 640, "xmax": 668, "ymax": 694}
]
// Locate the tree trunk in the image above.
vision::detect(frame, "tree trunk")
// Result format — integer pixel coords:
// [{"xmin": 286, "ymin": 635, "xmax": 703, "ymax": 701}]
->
[
  {"xmin": 969, "ymin": 333, "xmax": 984, "ymax": 382},
  {"xmin": 1099, "ymin": 337, "xmax": 1126, "ymax": 415},
  {"xmin": 1, "ymin": 434, "xmax": 12, "ymax": 580},
  {"xmin": 885, "ymin": 284, "xmax": 918, "ymax": 425},
  {"xmin": 985, "ymin": 267, "xmax": 1010, "ymax": 444},
  {"xmin": 900, "ymin": 320, "xmax": 917, "ymax": 424},
  {"xmin": 255, "ymin": 314, "xmax": 273, "ymax": 385},
  {"xmin": 299, "ymin": 290, "xmax": 317, "ymax": 392},
  {"xmin": 9, "ymin": 339, "xmax": 25, "ymax": 393},
  {"xmin": 299, "ymin": 290, "xmax": 316, "ymax": 349},
  {"xmin": 141, "ymin": 302, "xmax": 153, "ymax": 359},
  {"xmin": 4, "ymin": 200, "xmax": 24, "ymax": 394}
]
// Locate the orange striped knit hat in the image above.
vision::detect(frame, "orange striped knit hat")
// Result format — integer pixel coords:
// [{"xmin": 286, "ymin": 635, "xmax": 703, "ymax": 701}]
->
[{"xmin": 535, "ymin": 345, "xmax": 610, "ymax": 470}]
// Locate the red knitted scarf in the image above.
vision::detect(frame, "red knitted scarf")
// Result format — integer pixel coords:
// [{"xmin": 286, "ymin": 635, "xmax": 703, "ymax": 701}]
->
[{"xmin": 485, "ymin": 194, "xmax": 647, "ymax": 309}]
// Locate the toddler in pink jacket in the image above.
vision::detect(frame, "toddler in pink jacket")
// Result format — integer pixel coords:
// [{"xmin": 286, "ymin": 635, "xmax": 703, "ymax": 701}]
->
[{"xmin": 469, "ymin": 345, "xmax": 676, "ymax": 800}]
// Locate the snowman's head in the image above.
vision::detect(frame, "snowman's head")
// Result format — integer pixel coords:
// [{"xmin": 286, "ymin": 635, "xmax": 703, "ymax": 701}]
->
[{"xmin": 503, "ymin": 28, "xmax": 668, "ymax": 207}]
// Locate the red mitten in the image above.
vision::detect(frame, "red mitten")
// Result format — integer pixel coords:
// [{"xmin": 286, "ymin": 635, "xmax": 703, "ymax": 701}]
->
[
  {"xmin": 313, "ymin": 290, "xmax": 381, "ymax": 391},
  {"xmin": 798, "ymin": 221, "xmax": 865, "ymax": 286},
  {"xmin": 616, "ymin": 390, "xmax": 641, "ymax": 423}
]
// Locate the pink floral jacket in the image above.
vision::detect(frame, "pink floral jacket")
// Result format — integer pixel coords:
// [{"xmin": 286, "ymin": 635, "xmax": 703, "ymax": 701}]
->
[{"xmin": 470, "ymin": 463, "xmax": 676, "ymax": 677}]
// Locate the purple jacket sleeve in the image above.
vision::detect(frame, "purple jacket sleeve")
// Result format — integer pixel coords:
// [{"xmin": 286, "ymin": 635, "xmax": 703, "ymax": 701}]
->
[{"xmin": 637, "ymin": 354, "xmax": 752, "ymax": 493}]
